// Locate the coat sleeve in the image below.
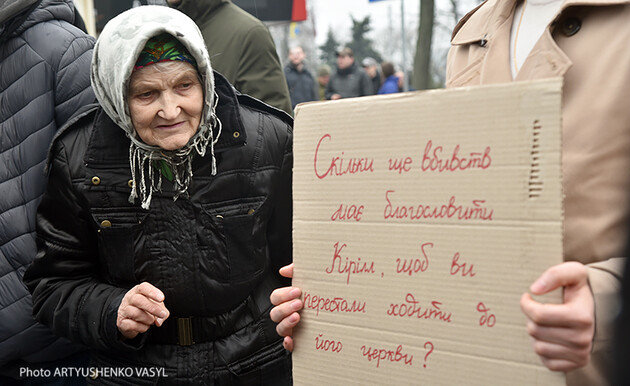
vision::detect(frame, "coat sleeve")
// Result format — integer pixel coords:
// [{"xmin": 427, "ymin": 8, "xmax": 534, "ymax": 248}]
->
[
  {"xmin": 234, "ymin": 24, "xmax": 293, "ymax": 116},
  {"xmin": 587, "ymin": 257, "xmax": 624, "ymax": 353},
  {"xmin": 265, "ymin": 120, "xmax": 293, "ymax": 286},
  {"xmin": 53, "ymin": 33, "xmax": 96, "ymax": 127},
  {"xmin": 23, "ymin": 135, "xmax": 140, "ymax": 352}
]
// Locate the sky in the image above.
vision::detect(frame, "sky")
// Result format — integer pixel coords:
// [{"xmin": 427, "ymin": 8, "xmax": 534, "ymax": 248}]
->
[{"xmin": 311, "ymin": 0, "xmax": 422, "ymax": 47}]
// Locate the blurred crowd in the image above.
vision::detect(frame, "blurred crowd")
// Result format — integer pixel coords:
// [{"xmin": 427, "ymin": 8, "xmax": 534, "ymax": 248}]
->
[{"xmin": 284, "ymin": 44, "xmax": 410, "ymax": 110}]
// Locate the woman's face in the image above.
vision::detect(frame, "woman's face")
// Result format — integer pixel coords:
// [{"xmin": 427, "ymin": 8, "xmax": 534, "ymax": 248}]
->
[{"xmin": 128, "ymin": 61, "xmax": 203, "ymax": 151}]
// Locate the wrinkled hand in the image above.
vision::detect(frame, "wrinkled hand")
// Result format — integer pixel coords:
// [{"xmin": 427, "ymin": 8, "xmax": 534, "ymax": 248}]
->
[
  {"xmin": 270, "ymin": 264, "xmax": 302, "ymax": 351},
  {"xmin": 520, "ymin": 262, "xmax": 594, "ymax": 372},
  {"xmin": 117, "ymin": 282, "xmax": 170, "ymax": 340}
]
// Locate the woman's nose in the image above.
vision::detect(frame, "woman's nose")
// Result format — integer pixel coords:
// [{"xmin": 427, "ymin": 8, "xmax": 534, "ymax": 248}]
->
[{"xmin": 157, "ymin": 93, "xmax": 181, "ymax": 119}]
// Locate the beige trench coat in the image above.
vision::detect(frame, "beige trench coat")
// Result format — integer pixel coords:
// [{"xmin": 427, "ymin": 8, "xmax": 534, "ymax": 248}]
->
[{"xmin": 447, "ymin": 0, "xmax": 629, "ymax": 384}]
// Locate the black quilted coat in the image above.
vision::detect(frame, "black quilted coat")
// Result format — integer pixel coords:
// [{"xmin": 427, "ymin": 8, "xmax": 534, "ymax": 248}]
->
[
  {"xmin": 0, "ymin": 0, "xmax": 94, "ymax": 371},
  {"xmin": 24, "ymin": 73, "xmax": 293, "ymax": 385}
]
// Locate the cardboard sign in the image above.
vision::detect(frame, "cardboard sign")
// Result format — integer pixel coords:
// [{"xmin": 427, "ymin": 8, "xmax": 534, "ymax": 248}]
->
[{"xmin": 291, "ymin": 79, "xmax": 565, "ymax": 385}]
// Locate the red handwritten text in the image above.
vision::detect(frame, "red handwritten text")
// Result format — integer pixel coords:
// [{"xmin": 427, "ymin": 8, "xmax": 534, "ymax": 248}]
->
[
  {"xmin": 476, "ymin": 302, "xmax": 496, "ymax": 327},
  {"xmin": 315, "ymin": 333, "xmax": 343, "ymax": 353},
  {"xmin": 360, "ymin": 344, "xmax": 413, "ymax": 368},
  {"xmin": 388, "ymin": 157, "xmax": 413, "ymax": 174},
  {"xmin": 395, "ymin": 242, "xmax": 433, "ymax": 276},
  {"xmin": 325, "ymin": 242, "xmax": 375, "ymax": 284},
  {"xmin": 450, "ymin": 252, "xmax": 476, "ymax": 277},
  {"xmin": 314, "ymin": 134, "xmax": 374, "ymax": 179},
  {"xmin": 421, "ymin": 140, "xmax": 492, "ymax": 172},
  {"xmin": 331, "ymin": 203, "xmax": 364, "ymax": 221},
  {"xmin": 303, "ymin": 291, "xmax": 367, "ymax": 316},
  {"xmin": 387, "ymin": 293, "xmax": 452, "ymax": 323},
  {"xmin": 383, "ymin": 191, "xmax": 494, "ymax": 221}
]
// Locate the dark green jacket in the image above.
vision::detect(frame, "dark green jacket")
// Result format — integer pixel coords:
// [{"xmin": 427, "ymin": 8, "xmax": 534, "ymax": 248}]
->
[{"xmin": 173, "ymin": 0, "xmax": 292, "ymax": 115}]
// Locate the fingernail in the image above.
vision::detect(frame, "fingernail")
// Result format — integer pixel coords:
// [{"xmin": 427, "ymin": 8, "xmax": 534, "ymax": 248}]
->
[
  {"xmin": 160, "ymin": 311, "xmax": 168, "ymax": 318},
  {"xmin": 531, "ymin": 280, "xmax": 546, "ymax": 293},
  {"xmin": 291, "ymin": 300, "xmax": 301, "ymax": 310},
  {"xmin": 156, "ymin": 317, "xmax": 164, "ymax": 326},
  {"xmin": 289, "ymin": 314, "xmax": 299, "ymax": 323},
  {"xmin": 290, "ymin": 288, "xmax": 301, "ymax": 297}
]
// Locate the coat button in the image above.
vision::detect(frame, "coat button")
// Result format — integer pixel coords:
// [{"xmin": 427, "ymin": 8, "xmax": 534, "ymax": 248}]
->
[
  {"xmin": 91, "ymin": 176, "xmax": 101, "ymax": 185},
  {"xmin": 560, "ymin": 17, "xmax": 581, "ymax": 36},
  {"xmin": 101, "ymin": 220, "xmax": 112, "ymax": 228},
  {"xmin": 233, "ymin": 131, "xmax": 240, "ymax": 138},
  {"xmin": 128, "ymin": 179, "xmax": 134, "ymax": 188},
  {"xmin": 247, "ymin": 209, "xmax": 255, "ymax": 215}
]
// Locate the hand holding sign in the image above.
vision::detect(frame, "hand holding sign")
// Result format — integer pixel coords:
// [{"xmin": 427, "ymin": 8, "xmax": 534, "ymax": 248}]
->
[
  {"xmin": 520, "ymin": 261, "xmax": 594, "ymax": 371},
  {"xmin": 270, "ymin": 264, "xmax": 302, "ymax": 351}
]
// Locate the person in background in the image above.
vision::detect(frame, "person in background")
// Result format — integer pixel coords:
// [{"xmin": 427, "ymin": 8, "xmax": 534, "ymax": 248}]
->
[
  {"xmin": 0, "ymin": 0, "xmax": 94, "ymax": 383},
  {"xmin": 445, "ymin": 0, "xmax": 629, "ymax": 384},
  {"xmin": 361, "ymin": 56, "xmax": 381, "ymax": 96},
  {"xmin": 378, "ymin": 61, "xmax": 400, "ymax": 94},
  {"xmin": 317, "ymin": 64, "xmax": 331, "ymax": 101},
  {"xmin": 395, "ymin": 71, "xmax": 407, "ymax": 92},
  {"xmin": 166, "ymin": 0, "xmax": 292, "ymax": 115},
  {"xmin": 24, "ymin": 5, "xmax": 293, "ymax": 385},
  {"xmin": 284, "ymin": 45, "xmax": 318, "ymax": 110},
  {"xmin": 325, "ymin": 46, "xmax": 372, "ymax": 100}
]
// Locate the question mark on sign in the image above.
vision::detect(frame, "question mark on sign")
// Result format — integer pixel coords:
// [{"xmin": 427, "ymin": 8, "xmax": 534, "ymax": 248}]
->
[{"xmin": 423, "ymin": 341, "xmax": 434, "ymax": 368}]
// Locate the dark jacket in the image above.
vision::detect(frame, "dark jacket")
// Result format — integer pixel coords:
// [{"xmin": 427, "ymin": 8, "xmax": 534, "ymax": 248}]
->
[
  {"xmin": 172, "ymin": 0, "xmax": 293, "ymax": 116},
  {"xmin": 616, "ymin": 258, "xmax": 630, "ymax": 384},
  {"xmin": 0, "ymin": 0, "xmax": 94, "ymax": 370},
  {"xmin": 369, "ymin": 72, "xmax": 381, "ymax": 96},
  {"xmin": 24, "ymin": 72, "xmax": 293, "ymax": 385},
  {"xmin": 325, "ymin": 63, "xmax": 373, "ymax": 99},
  {"xmin": 284, "ymin": 62, "xmax": 318, "ymax": 109}
]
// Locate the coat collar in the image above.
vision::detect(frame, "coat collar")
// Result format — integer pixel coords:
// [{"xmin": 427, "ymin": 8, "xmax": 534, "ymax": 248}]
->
[
  {"xmin": 170, "ymin": 0, "xmax": 228, "ymax": 24},
  {"xmin": 450, "ymin": 0, "xmax": 630, "ymax": 84},
  {"xmin": 453, "ymin": 0, "xmax": 630, "ymax": 45}
]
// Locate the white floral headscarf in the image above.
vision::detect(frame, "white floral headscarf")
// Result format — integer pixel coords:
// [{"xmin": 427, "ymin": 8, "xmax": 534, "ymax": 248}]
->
[{"xmin": 91, "ymin": 5, "xmax": 221, "ymax": 209}]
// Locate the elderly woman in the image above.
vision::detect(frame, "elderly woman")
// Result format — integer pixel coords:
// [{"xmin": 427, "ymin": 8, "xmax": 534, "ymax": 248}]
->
[{"xmin": 24, "ymin": 6, "xmax": 292, "ymax": 384}]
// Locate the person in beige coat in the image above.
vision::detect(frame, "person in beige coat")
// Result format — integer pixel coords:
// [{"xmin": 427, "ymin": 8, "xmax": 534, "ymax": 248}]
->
[
  {"xmin": 269, "ymin": 1, "xmax": 627, "ymax": 384},
  {"xmin": 446, "ymin": 0, "xmax": 629, "ymax": 384}
]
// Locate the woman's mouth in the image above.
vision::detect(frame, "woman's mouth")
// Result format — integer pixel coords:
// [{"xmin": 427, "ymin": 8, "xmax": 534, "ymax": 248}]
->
[{"xmin": 155, "ymin": 121, "xmax": 185, "ymax": 130}]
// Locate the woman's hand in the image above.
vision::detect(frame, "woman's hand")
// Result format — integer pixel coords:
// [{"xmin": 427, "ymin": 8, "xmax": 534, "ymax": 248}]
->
[
  {"xmin": 520, "ymin": 262, "xmax": 595, "ymax": 371},
  {"xmin": 270, "ymin": 264, "xmax": 302, "ymax": 351},
  {"xmin": 117, "ymin": 282, "xmax": 170, "ymax": 339}
]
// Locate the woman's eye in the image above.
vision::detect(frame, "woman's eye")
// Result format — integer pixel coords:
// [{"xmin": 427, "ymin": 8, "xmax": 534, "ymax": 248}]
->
[
  {"xmin": 137, "ymin": 91, "xmax": 153, "ymax": 99},
  {"xmin": 179, "ymin": 82, "xmax": 192, "ymax": 90}
]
